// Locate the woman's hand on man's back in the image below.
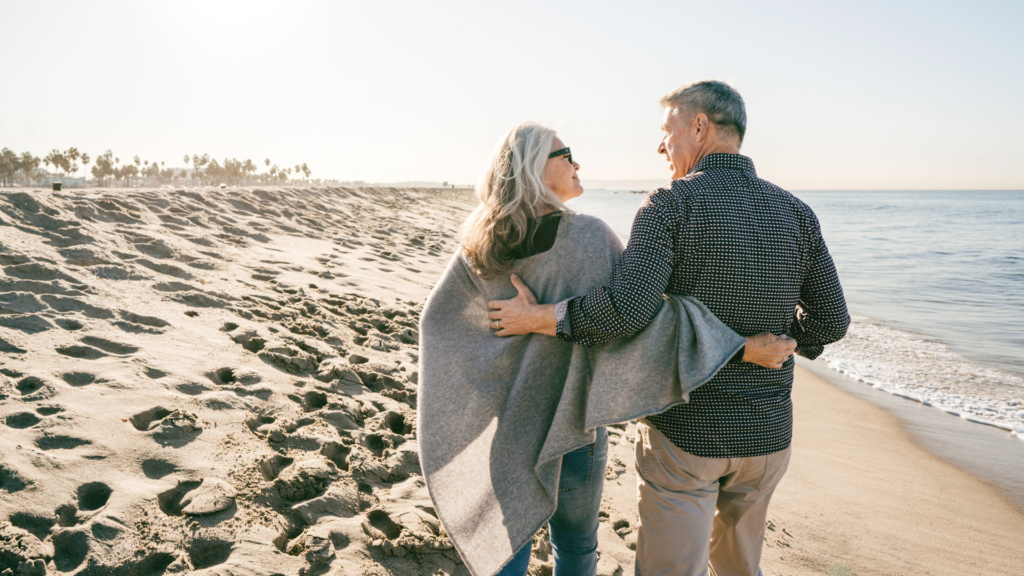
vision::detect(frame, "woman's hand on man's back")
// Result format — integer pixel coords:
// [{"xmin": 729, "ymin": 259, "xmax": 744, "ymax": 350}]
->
[{"xmin": 742, "ymin": 333, "xmax": 797, "ymax": 369}]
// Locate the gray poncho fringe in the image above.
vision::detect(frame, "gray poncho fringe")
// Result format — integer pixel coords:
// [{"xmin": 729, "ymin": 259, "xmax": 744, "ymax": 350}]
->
[{"xmin": 418, "ymin": 215, "xmax": 745, "ymax": 576}]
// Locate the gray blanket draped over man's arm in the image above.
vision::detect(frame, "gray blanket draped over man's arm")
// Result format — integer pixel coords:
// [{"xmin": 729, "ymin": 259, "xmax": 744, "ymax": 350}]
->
[{"xmin": 417, "ymin": 214, "xmax": 745, "ymax": 576}]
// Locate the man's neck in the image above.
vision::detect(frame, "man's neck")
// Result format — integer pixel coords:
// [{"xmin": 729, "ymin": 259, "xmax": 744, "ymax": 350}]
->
[
  {"xmin": 696, "ymin": 141, "xmax": 741, "ymax": 163},
  {"xmin": 678, "ymin": 142, "xmax": 741, "ymax": 178}
]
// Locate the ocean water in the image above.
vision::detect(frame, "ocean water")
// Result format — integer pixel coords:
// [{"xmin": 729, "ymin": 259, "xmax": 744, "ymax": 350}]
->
[{"xmin": 566, "ymin": 189, "xmax": 1024, "ymax": 440}]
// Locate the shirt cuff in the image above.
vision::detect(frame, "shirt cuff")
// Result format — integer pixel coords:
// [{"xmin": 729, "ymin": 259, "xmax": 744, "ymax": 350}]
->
[
  {"xmin": 728, "ymin": 345, "xmax": 745, "ymax": 364},
  {"xmin": 554, "ymin": 298, "xmax": 572, "ymax": 339}
]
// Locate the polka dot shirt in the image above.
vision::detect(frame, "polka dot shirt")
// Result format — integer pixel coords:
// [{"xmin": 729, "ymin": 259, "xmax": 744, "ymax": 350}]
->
[{"xmin": 555, "ymin": 153, "xmax": 850, "ymax": 458}]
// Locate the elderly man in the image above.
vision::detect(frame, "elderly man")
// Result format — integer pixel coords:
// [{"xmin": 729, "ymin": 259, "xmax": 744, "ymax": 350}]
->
[{"xmin": 488, "ymin": 80, "xmax": 850, "ymax": 575}]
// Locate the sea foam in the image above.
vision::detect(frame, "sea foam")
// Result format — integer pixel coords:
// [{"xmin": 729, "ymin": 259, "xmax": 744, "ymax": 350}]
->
[{"xmin": 819, "ymin": 316, "xmax": 1024, "ymax": 441}]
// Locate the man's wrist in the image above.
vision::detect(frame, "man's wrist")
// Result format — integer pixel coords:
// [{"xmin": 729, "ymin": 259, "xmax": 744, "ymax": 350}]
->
[
  {"xmin": 730, "ymin": 345, "xmax": 746, "ymax": 364},
  {"xmin": 553, "ymin": 298, "xmax": 572, "ymax": 338},
  {"xmin": 533, "ymin": 303, "xmax": 557, "ymax": 337}
]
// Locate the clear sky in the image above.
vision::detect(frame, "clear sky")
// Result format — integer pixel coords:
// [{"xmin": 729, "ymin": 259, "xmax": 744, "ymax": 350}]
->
[{"xmin": 1, "ymin": 0, "xmax": 1021, "ymax": 189}]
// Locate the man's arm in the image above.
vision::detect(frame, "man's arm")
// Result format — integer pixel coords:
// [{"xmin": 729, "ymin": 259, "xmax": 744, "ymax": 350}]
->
[
  {"xmin": 489, "ymin": 274, "xmax": 798, "ymax": 367},
  {"xmin": 485, "ymin": 192, "xmax": 798, "ymax": 368},
  {"xmin": 790, "ymin": 225, "xmax": 850, "ymax": 359},
  {"xmin": 489, "ymin": 193, "xmax": 677, "ymax": 346}
]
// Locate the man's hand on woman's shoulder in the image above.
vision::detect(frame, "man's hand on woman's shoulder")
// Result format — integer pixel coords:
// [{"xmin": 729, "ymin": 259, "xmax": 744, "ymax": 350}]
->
[
  {"xmin": 487, "ymin": 274, "xmax": 557, "ymax": 337},
  {"xmin": 742, "ymin": 333, "xmax": 797, "ymax": 369}
]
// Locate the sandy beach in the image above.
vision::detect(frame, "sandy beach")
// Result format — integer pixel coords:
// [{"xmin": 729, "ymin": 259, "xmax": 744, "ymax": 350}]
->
[{"xmin": 2, "ymin": 185, "xmax": 1022, "ymax": 576}]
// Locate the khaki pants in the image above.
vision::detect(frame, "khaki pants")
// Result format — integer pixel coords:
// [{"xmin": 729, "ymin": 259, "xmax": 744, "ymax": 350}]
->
[{"xmin": 634, "ymin": 420, "xmax": 792, "ymax": 576}]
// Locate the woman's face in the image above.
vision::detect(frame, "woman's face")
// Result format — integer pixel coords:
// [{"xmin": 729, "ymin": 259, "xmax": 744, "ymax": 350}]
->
[{"xmin": 544, "ymin": 136, "xmax": 583, "ymax": 204}]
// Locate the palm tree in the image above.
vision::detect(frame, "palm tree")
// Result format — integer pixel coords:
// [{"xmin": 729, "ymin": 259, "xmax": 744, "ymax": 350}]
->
[
  {"xmin": 65, "ymin": 148, "xmax": 80, "ymax": 180},
  {"xmin": 80, "ymin": 153, "xmax": 90, "ymax": 182}
]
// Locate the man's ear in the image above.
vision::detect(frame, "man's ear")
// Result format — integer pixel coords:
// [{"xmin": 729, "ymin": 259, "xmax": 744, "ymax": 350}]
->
[{"xmin": 694, "ymin": 113, "xmax": 710, "ymax": 142}]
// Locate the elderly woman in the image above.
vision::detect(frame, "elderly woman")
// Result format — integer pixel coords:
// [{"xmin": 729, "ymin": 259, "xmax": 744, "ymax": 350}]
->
[{"xmin": 418, "ymin": 122, "xmax": 789, "ymax": 576}]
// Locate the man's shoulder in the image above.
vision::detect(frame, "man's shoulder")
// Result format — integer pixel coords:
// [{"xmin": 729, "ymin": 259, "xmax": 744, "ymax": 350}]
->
[{"xmin": 669, "ymin": 170, "xmax": 817, "ymax": 216}]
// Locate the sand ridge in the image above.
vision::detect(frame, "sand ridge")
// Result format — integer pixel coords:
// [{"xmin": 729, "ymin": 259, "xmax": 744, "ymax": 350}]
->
[{"xmin": 1, "ymin": 185, "xmax": 572, "ymax": 576}]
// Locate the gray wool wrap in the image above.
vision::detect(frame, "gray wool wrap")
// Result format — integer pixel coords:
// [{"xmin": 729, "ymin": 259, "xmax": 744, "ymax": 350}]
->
[{"xmin": 417, "ymin": 214, "xmax": 745, "ymax": 576}]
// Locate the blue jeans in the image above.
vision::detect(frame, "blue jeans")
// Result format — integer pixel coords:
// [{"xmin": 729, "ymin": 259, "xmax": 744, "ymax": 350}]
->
[{"xmin": 497, "ymin": 426, "xmax": 609, "ymax": 576}]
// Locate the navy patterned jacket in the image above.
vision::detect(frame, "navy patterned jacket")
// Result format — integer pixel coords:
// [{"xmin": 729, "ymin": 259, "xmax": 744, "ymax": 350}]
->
[{"xmin": 555, "ymin": 153, "xmax": 850, "ymax": 457}]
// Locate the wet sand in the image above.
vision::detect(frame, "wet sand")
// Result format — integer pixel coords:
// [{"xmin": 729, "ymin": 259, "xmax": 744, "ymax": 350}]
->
[{"xmin": 758, "ymin": 365, "xmax": 1024, "ymax": 576}]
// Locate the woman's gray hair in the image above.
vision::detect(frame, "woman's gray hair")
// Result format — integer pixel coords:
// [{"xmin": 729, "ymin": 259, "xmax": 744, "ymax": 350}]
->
[
  {"xmin": 460, "ymin": 121, "xmax": 568, "ymax": 277},
  {"xmin": 660, "ymin": 80, "xmax": 747, "ymax": 144}
]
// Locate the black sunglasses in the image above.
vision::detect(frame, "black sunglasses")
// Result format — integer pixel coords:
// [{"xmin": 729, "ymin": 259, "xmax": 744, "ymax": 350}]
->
[{"xmin": 548, "ymin": 147, "xmax": 573, "ymax": 164}]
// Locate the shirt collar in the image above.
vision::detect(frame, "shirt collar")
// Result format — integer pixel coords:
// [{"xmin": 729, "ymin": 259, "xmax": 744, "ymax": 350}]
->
[{"xmin": 687, "ymin": 153, "xmax": 756, "ymax": 177}]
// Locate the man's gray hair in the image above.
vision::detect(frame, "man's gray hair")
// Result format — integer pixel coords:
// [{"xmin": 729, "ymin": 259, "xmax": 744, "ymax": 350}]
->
[{"xmin": 660, "ymin": 80, "xmax": 747, "ymax": 144}]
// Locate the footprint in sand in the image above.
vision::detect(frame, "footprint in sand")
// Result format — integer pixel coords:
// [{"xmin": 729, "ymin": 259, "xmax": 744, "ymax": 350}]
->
[
  {"xmin": 186, "ymin": 538, "xmax": 234, "ymax": 570},
  {"xmin": 257, "ymin": 455, "xmax": 295, "ymax": 481},
  {"xmin": 0, "ymin": 335, "xmax": 27, "ymax": 354},
  {"xmin": 39, "ymin": 295, "xmax": 113, "ymax": 319},
  {"xmin": 35, "ymin": 434, "xmax": 92, "ymax": 450},
  {"xmin": 172, "ymin": 292, "xmax": 229, "ymax": 308},
  {"xmin": 158, "ymin": 479, "xmax": 236, "ymax": 517},
  {"xmin": 366, "ymin": 508, "xmax": 404, "ymax": 539},
  {"xmin": 60, "ymin": 372, "xmax": 97, "ymax": 387},
  {"xmin": 141, "ymin": 458, "xmax": 177, "ymax": 479},
  {"xmin": 113, "ymin": 310, "xmax": 171, "ymax": 334},
  {"xmin": 56, "ymin": 344, "xmax": 106, "ymax": 360},
  {"xmin": 320, "ymin": 441, "xmax": 352, "ymax": 472},
  {"xmin": 244, "ymin": 412, "xmax": 278, "ymax": 437},
  {"xmin": 0, "ymin": 464, "xmax": 29, "ymax": 493},
  {"xmin": 112, "ymin": 320, "xmax": 164, "ymax": 334},
  {"xmin": 174, "ymin": 382, "xmax": 213, "ymax": 396},
  {"xmin": 36, "ymin": 404, "xmax": 64, "ymax": 416},
  {"xmin": 8, "ymin": 511, "xmax": 55, "ymax": 540},
  {"xmin": 205, "ymin": 366, "xmax": 261, "ymax": 387},
  {"xmin": 3, "ymin": 261, "xmax": 82, "ymax": 284},
  {"xmin": 144, "ymin": 367, "xmax": 169, "ymax": 379},
  {"xmin": 0, "ymin": 314, "xmax": 54, "ymax": 334},
  {"xmin": 6, "ymin": 411, "xmax": 42, "ymax": 429},
  {"xmin": 54, "ymin": 318, "xmax": 84, "ymax": 330},
  {"xmin": 15, "ymin": 376, "xmax": 55, "ymax": 400},
  {"xmin": 127, "ymin": 552, "xmax": 176, "ymax": 575},
  {"xmin": 77, "ymin": 481, "xmax": 113, "ymax": 511},
  {"xmin": 121, "ymin": 312, "xmax": 170, "ymax": 327},
  {"xmin": 0, "ymin": 292, "xmax": 46, "ymax": 315},
  {"xmin": 128, "ymin": 406, "xmax": 202, "ymax": 442},
  {"xmin": 51, "ymin": 528, "xmax": 89, "ymax": 572},
  {"xmin": 15, "ymin": 376, "xmax": 47, "ymax": 395},
  {"xmin": 289, "ymin": 390, "xmax": 328, "ymax": 413},
  {"xmin": 135, "ymin": 258, "xmax": 192, "ymax": 280},
  {"xmin": 80, "ymin": 335, "xmax": 139, "ymax": 355}
]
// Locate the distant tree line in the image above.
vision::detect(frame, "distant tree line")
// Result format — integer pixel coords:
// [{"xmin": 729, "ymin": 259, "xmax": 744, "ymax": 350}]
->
[{"xmin": 0, "ymin": 147, "xmax": 312, "ymax": 188}]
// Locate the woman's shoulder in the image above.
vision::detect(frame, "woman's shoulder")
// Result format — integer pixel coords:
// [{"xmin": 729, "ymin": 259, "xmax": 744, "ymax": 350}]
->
[{"xmin": 563, "ymin": 213, "xmax": 623, "ymax": 251}]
